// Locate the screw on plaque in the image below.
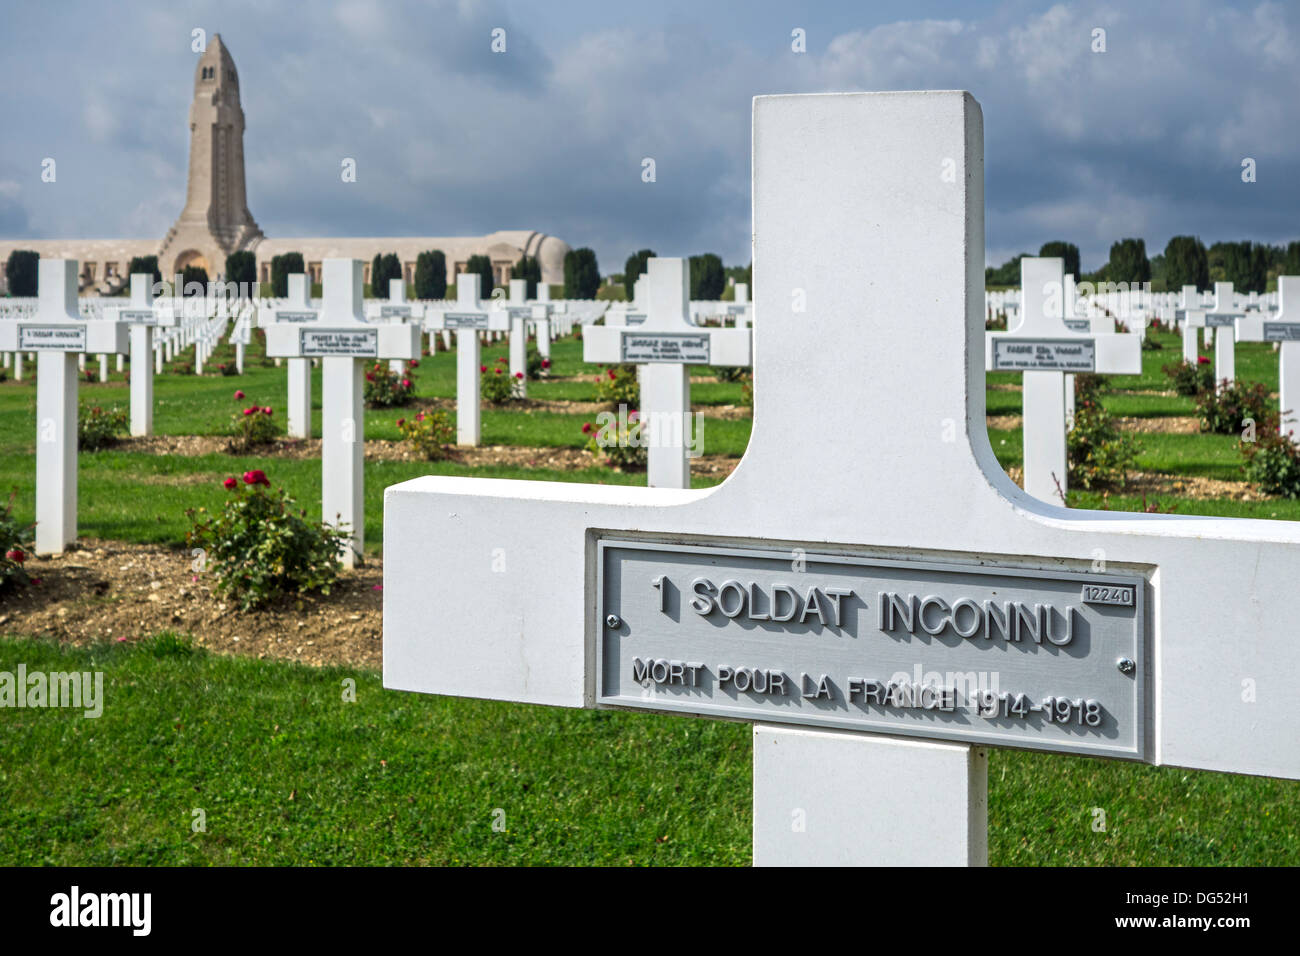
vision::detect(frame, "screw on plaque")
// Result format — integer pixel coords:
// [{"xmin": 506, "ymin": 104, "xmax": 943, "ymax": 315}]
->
[
  {"xmin": 605, "ymin": 613, "xmax": 621, "ymax": 628},
  {"xmin": 1117, "ymin": 658, "xmax": 1136, "ymax": 674}
]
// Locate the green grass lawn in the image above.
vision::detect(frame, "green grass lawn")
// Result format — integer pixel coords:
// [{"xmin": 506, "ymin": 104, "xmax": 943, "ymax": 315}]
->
[{"xmin": 0, "ymin": 634, "xmax": 1293, "ymax": 866}]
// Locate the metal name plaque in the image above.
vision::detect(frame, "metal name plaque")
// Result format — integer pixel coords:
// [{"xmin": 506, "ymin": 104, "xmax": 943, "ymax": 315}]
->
[
  {"xmin": 19, "ymin": 325, "xmax": 87, "ymax": 351},
  {"xmin": 1205, "ymin": 312, "xmax": 1240, "ymax": 328},
  {"xmin": 119, "ymin": 310, "xmax": 156, "ymax": 324},
  {"xmin": 596, "ymin": 539, "xmax": 1147, "ymax": 759},
  {"xmin": 727, "ymin": 305, "xmax": 748, "ymax": 315},
  {"xmin": 505, "ymin": 307, "xmax": 532, "ymax": 319},
  {"xmin": 624, "ymin": 313, "xmax": 647, "ymax": 326},
  {"xmin": 1063, "ymin": 318, "xmax": 1090, "ymax": 333},
  {"xmin": 380, "ymin": 305, "xmax": 412, "ymax": 319},
  {"xmin": 299, "ymin": 328, "xmax": 378, "ymax": 357},
  {"xmin": 621, "ymin": 332, "xmax": 711, "ymax": 364},
  {"xmin": 443, "ymin": 312, "xmax": 488, "ymax": 330},
  {"xmin": 1264, "ymin": 322, "xmax": 1300, "ymax": 342},
  {"xmin": 275, "ymin": 310, "xmax": 318, "ymax": 323},
  {"xmin": 992, "ymin": 338, "xmax": 1096, "ymax": 372}
]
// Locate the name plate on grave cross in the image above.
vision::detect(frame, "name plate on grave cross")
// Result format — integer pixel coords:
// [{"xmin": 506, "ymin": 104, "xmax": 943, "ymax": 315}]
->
[
  {"xmin": 119, "ymin": 310, "xmax": 157, "ymax": 324},
  {"xmin": 299, "ymin": 328, "xmax": 378, "ymax": 357},
  {"xmin": 443, "ymin": 312, "xmax": 489, "ymax": 330},
  {"xmin": 727, "ymin": 305, "xmax": 748, "ymax": 316},
  {"xmin": 380, "ymin": 305, "xmax": 412, "ymax": 319},
  {"xmin": 1205, "ymin": 313, "xmax": 1239, "ymax": 328},
  {"xmin": 1263, "ymin": 322, "xmax": 1300, "ymax": 342},
  {"xmin": 276, "ymin": 311, "xmax": 318, "ymax": 323},
  {"xmin": 621, "ymin": 332, "xmax": 711, "ymax": 364},
  {"xmin": 1063, "ymin": 318, "xmax": 1090, "ymax": 333},
  {"xmin": 596, "ymin": 539, "xmax": 1147, "ymax": 760},
  {"xmin": 991, "ymin": 338, "xmax": 1096, "ymax": 372},
  {"xmin": 625, "ymin": 313, "xmax": 647, "ymax": 326},
  {"xmin": 19, "ymin": 326, "xmax": 87, "ymax": 351}
]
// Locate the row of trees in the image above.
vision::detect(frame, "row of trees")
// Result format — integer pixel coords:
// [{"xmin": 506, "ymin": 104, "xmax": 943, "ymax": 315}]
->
[
  {"xmin": 620, "ymin": 249, "xmax": 746, "ymax": 300},
  {"xmin": 987, "ymin": 238, "xmax": 1300, "ymax": 292},
  {"xmin": 3, "ymin": 247, "xmax": 600, "ymax": 301}
]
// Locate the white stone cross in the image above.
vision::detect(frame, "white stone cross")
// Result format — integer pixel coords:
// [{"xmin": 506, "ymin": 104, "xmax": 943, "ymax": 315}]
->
[
  {"xmin": 265, "ymin": 259, "xmax": 420, "ymax": 565},
  {"xmin": 423, "ymin": 273, "xmax": 510, "ymax": 446},
  {"xmin": 103, "ymin": 273, "xmax": 174, "ymax": 436},
  {"xmin": 1188, "ymin": 281, "xmax": 1243, "ymax": 385},
  {"xmin": 0, "ymin": 259, "xmax": 128, "ymax": 554},
  {"xmin": 383, "ymin": 92, "xmax": 1300, "ymax": 867},
  {"xmin": 367, "ymin": 278, "xmax": 423, "ymax": 376},
  {"xmin": 1235, "ymin": 275, "xmax": 1300, "ymax": 438},
  {"xmin": 582, "ymin": 257, "xmax": 751, "ymax": 488},
  {"xmin": 498, "ymin": 279, "xmax": 538, "ymax": 397},
  {"xmin": 986, "ymin": 256, "xmax": 1141, "ymax": 503},
  {"xmin": 260, "ymin": 273, "xmax": 319, "ymax": 439},
  {"xmin": 1176, "ymin": 284, "xmax": 1203, "ymax": 363}
]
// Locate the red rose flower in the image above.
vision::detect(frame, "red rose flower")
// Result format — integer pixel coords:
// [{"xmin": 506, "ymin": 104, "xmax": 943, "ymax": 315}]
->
[
  {"xmin": 581, "ymin": 422, "xmax": 592, "ymax": 434},
  {"xmin": 608, "ymin": 369, "xmax": 617, "ymax": 380},
  {"xmin": 495, "ymin": 368, "xmax": 502, "ymax": 375},
  {"xmin": 234, "ymin": 389, "xmax": 245, "ymax": 399},
  {"xmin": 514, "ymin": 371, "xmax": 523, "ymax": 379},
  {"xmin": 396, "ymin": 418, "xmax": 405, "ymax": 427},
  {"xmin": 415, "ymin": 412, "xmax": 425, "ymax": 422},
  {"xmin": 263, "ymin": 406, "xmax": 272, "ymax": 415},
  {"xmin": 223, "ymin": 477, "xmax": 237, "ymax": 490},
  {"xmin": 1197, "ymin": 356, "xmax": 1210, "ymax": 365},
  {"xmin": 409, "ymin": 360, "xmax": 419, "ymax": 368},
  {"xmin": 243, "ymin": 407, "xmax": 256, "ymax": 416},
  {"xmin": 401, "ymin": 379, "xmax": 411, "ymax": 387},
  {"xmin": 541, "ymin": 359, "xmax": 550, "ymax": 368},
  {"xmin": 5, "ymin": 549, "xmax": 25, "ymax": 564},
  {"xmin": 242, "ymin": 469, "xmax": 270, "ymax": 487},
  {"xmin": 480, "ymin": 365, "xmax": 488, "ymax": 373}
]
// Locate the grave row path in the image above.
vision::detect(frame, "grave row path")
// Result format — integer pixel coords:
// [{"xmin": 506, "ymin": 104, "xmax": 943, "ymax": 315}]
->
[{"xmin": 383, "ymin": 91, "xmax": 1300, "ymax": 867}]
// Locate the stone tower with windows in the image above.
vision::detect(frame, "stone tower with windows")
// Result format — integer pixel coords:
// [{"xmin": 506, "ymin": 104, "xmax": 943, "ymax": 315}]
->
[{"xmin": 158, "ymin": 33, "xmax": 263, "ymax": 280}]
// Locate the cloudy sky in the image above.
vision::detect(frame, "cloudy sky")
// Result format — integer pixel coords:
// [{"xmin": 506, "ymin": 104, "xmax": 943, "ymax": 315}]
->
[{"xmin": 0, "ymin": 0, "xmax": 1295, "ymax": 273}]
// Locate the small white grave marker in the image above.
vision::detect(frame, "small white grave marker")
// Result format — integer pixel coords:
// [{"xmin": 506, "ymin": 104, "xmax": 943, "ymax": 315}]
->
[
  {"xmin": 262, "ymin": 274, "xmax": 318, "ymax": 439},
  {"xmin": 424, "ymin": 274, "xmax": 510, "ymax": 445},
  {"xmin": 103, "ymin": 273, "xmax": 171, "ymax": 436},
  {"xmin": 1186, "ymin": 281, "xmax": 1242, "ymax": 385},
  {"xmin": 1236, "ymin": 275, "xmax": 1300, "ymax": 438},
  {"xmin": 265, "ymin": 260, "xmax": 419, "ymax": 565},
  {"xmin": 583, "ymin": 257, "xmax": 750, "ymax": 488},
  {"xmin": 0, "ymin": 260, "xmax": 128, "ymax": 554},
  {"xmin": 986, "ymin": 257, "xmax": 1140, "ymax": 503}
]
